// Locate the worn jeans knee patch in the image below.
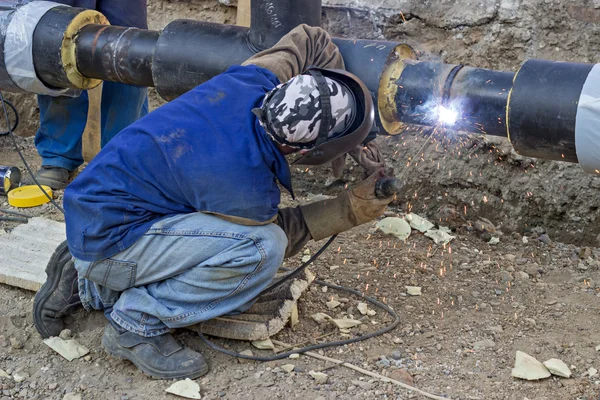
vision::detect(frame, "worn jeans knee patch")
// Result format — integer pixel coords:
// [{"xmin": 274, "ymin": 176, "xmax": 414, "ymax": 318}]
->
[{"xmin": 84, "ymin": 258, "xmax": 137, "ymax": 292}]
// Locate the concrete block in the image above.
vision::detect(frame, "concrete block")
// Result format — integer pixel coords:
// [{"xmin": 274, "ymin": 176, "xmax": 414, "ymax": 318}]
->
[{"xmin": 0, "ymin": 217, "xmax": 66, "ymax": 291}]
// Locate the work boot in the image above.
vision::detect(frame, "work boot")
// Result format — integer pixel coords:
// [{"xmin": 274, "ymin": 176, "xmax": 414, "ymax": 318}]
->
[
  {"xmin": 27, "ymin": 166, "xmax": 76, "ymax": 190},
  {"xmin": 33, "ymin": 241, "xmax": 82, "ymax": 338},
  {"xmin": 102, "ymin": 324, "xmax": 209, "ymax": 379}
]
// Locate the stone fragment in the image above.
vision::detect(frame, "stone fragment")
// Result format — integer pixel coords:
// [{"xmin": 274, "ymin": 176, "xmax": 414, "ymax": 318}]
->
[
  {"xmin": 357, "ymin": 302, "xmax": 368, "ymax": 315},
  {"xmin": 301, "ymin": 255, "xmax": 311, "ymax": 263},
  {"xmin": 352, "ymin": 380, "xmax": 374, "ymax": 390},
  {"xmin": 388, "ymin": 369, "xmax": 414, "ymax": 386},
  {"xmin": 473, "ymin": 339, "xmax": 495, "ymax": 351},
  {"xmin": 543, "ymin": 358, "xmax": 572, "ymax": 378},
  {"xmin": 376, "ymin": 218, "xmax": 411, "ymax": 240},
  {"xmin": 0, "ymin": 369, "xmax": 8, "ymax": 378},
  {"xmin": 511, "ymin": 351, "xmax": 551, "ymax": 380},
  {"xmin": 311, "ymin": 313, "xmax": 329, "ymax": 323},
  {"xmin": 537, "ymin": 234, "xmax": 552, "ymax": 245},
  {"xmin": 595, "ymin": 345, "xmax": 600, "ymax": 352},
  {"xmin": 405, "ymin": 286, "xmax": 422, "ymax": 296},
  {"xmin": 406, "ymin": 214, "xmax": 434, "ymax": 232},
  {"xmin": 589, "ymin": 367, "xmax": 598, "ymax": 377},
  {"xmin": 58, "ymin": 329, "xmax": 72, "ymax": 340},
  {"xmin": 288, "ymin": 353, "xmax": 300, "ymax": 359},
  {"xmin": 165, "ymin": 378, "xmax": 201, "ymax": 399},
  {"xmin": 326, "ymin": 300, "xmax": 341, "ymax": 309},
  {"xmin": 43, "ymin": 337, "xmax": 89, "ymax": 361},
  {"xmin": 281, "ymin": 364, "xmax": 295, "ymax": 373},
  {"xmin": 9, "ymin": 337, "xmax": 22, "ymax": 350},
  {"xmin": 330, "ymin": 318, "xmax": 362, "ymax": 329},
  {"xmin": 251, "ymin": 339, "xmax": 274, "ymax": 350},
  {"xmin": 424, "ymin": 229, "xmax": 455, "ymax": 245},
  {"xmin": 516, "ymin": 271, "xmax": 530, "ymax": 281},
  {"xmin": 13, "ymin": 373, "xmax": 27, "ymax": 383},
  {"xmin": 239, "ymin": 350, "xmax": 253, "ymax": 357},
  {"xmin": 309, "ymin": 370, "xmax": 329, "ymax": 384},
  {"xmin": 488, "ymin": 237, "xmax": 500, "ymax": 245}
]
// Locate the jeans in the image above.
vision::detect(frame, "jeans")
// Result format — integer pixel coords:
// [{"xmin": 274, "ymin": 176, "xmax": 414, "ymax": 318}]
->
[
  {"xmin": 34, "ymin": 0, "xmax": 149, "ymax": 171},
  {"xmin": 74, "ymin": 212, "xmax": 288, "ymax": 337}
]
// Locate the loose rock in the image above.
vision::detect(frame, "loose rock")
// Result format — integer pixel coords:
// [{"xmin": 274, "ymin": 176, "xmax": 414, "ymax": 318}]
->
[
  {"xmin": 405, "ymin": 286, "xmax": 422, "ymax": 296},
  {"xmin": 357, "ymin": 302, "xmax": 368, "ymax": 315},
  {"xmin": 516, "ymin": 271, "xmax": 530, "ymax": 281},
  {"xmin": 543, "ymin": 358, "xmax": 572, "ymax": 378},
  {"xmin": 43, "ymin": 337, "xmax": 89, "ymax": 362},
  {"xmin": 58, "ymin": 329, "xmax": 72, "ymax": 340},
  {"xmin": 406, "ymin": 213, "xmax": 434, "ymax": 232},
  {"xmin": 9, "ymin": 338, "xmax": 22, "ymax": 350},
  {"xmin": 473, "ymin": 339, "xmax": 495, "ymax": 351},
  {"xmin": 251, "ymin": 339, "xmax": 274, "ymax": 350},
  {"xmin": 281, "ymin": 364, "xmax": 295, "ymax": 373},
  {"xmin": 326, "ymin": 300, "xmax": 341, "ymax": 309},
  {"xmin": 511, "ymin": 351, "xmax": 551, "ymax": 380},
  {"xmin": 308, "ymin": 370, "xmax": 329, "ymax": 384},
  {"xmin": 165, "ymin": 378, "xmax": 201, "ymax": 399},
  {"xmin": 376, "ymin": 217, "xmax": 411, "ymax": 240},
  {"xmin": 239, "ymin": 350, "xmax": 254, "ymax": 357}
]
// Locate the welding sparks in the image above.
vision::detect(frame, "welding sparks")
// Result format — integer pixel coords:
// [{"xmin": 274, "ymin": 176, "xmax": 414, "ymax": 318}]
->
[{"xmin": 437, "ymin": 105, "xmax": 458, "ymax": 126}]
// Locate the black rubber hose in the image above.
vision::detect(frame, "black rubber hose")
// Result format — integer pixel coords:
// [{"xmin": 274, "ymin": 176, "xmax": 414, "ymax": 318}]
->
[{"xmin": 198, "ymin": 278, "xmax": 400, "ymax": 361}]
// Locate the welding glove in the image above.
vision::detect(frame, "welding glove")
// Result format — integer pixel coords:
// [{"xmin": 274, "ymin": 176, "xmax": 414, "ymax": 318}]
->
[
  {"xmin": 301, "ymin": 168, "xmax": 395, "ymax": 241},
  {"xmin": 332, "ymin": 141, "xmax": 385, "ymax": 179}
]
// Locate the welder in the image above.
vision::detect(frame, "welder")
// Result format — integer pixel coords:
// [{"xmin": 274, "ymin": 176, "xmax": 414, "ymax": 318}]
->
[
  {"xmin": 33, "ymin": 24, "xmax": 396, "ymax": 379},
  {"xmin": 31, "ymin": 0, "xmax": 149, "ymax": 190}
]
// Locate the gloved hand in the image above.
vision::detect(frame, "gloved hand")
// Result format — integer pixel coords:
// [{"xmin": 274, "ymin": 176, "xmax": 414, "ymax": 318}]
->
[
  {"xmin": 301, "ymin": 168, "xmax": 396, "ymax": 241},
  {"xmin": 331, "ymin": 141, "xmax": 385, "ymax": 180}
]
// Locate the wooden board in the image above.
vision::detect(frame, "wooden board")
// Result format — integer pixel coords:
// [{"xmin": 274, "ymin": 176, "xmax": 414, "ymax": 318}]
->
[
  {"xmin": 81, "ymin": 83, "xmax": 103, "ymax": 162},
  {"xmin": 237, "ymin": 0, "xmax": 251, "ymax": 27}
]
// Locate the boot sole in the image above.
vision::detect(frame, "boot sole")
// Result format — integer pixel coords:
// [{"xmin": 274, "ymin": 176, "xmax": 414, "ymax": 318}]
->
[
  {"xmin": 102, "ymin": 335, "xmax": 209, "ymax": 380},
  {"xmin": 33, "ymin": 241, "xmax": 73, "ymax": 338}
]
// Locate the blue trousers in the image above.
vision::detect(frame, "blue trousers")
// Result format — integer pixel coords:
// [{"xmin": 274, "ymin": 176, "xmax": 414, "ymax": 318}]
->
[
  {"xmin": 35, "ymin": 0, "xmax": 149, "ymax": 171},
  {"xmin": 74, "ymin": 213, "xmax": 288, "ymax": 337}
]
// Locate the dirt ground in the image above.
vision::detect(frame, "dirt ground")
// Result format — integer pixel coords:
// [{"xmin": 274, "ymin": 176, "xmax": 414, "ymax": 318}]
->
[{"xmin": 2, "ymin": 0, "xmax": 600, "ymax": 399}]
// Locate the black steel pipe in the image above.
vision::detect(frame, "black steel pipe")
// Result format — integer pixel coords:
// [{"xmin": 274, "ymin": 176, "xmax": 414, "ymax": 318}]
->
[
  {"xmin": 76, "ymin": 24, "xmax": 158, "ymax": 88},
  {"xmin": 507, "ymin": 59, "xmax": 592, "ymax": 163},
  {"xmin": 394, "ymin": 60, "xmax": 514, "ymax": 137},
  {"xmin": 152, "ymin": 20, "xmax": 255, "ymax": 101},
  {"xmin": 248, "ymin": 0, "xmax": 322, "ymax": 51}
]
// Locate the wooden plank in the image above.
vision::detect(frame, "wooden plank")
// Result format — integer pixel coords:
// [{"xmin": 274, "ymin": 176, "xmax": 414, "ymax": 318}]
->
[
  {"xmin": 82, "ymin": 83, "xmax": 103, "ymax": 162},
  {"xmin": 237, "ymin": 0, "xmax": 251, "ymax": 27}
]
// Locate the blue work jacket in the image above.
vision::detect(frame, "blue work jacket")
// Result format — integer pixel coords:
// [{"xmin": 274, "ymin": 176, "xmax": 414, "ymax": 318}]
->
[{"xmin": 64, "ymin": 65, "xmax": 292, "ymax": 262}]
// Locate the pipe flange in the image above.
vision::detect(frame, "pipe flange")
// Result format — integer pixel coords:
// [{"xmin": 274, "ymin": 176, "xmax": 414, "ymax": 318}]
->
[
  {"xmin": 61, "ymin": 10, "xmax": 110, "ymax": 90},
  {"xmin": 377, "ymin": 44, "xmax": 417, "ymax": 135}
]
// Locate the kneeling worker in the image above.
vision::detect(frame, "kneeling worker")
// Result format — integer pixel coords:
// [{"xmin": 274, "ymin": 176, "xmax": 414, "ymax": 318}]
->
[{"xmin": 33, "ymin": 25, "xmax": 395, "ymax": 379}]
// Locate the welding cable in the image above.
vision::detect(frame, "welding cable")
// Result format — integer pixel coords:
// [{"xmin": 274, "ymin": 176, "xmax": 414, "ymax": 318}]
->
[
  {"xmin": 0, "ymin": 91, "xmax": 64, "ymax": 213},
  {"xmin": 198, "ymin": 276, "xmax": 401, "ymax": 361},
  {"xmin": 197, "ymin": 235, "xmax": 401, "ymax": 361},
  {"xmin": 0, "ymin": 97, "xmax": 18, "ymax": 135}
]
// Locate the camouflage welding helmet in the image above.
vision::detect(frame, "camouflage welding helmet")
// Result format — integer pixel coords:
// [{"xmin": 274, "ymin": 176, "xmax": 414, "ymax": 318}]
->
[{"xmin": 253, "ymin": 67, "xmax": 374, "ymax": 165}]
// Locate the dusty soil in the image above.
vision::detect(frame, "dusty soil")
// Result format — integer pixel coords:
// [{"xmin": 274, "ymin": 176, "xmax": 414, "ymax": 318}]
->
[{"xmin": 1, "ymin": 0, "xmax": 600, "ymax": 399}]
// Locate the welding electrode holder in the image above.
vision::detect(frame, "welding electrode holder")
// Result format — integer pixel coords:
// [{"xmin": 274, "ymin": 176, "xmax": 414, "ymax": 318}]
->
[{"xmin": 375, "ymin": 177, "xmax": 403, "ymax": 199}]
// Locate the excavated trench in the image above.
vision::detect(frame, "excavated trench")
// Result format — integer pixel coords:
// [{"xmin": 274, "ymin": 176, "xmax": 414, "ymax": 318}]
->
[{"xmin": 1, "ymin": 0, "xmax": 599, "ymax": 246}]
